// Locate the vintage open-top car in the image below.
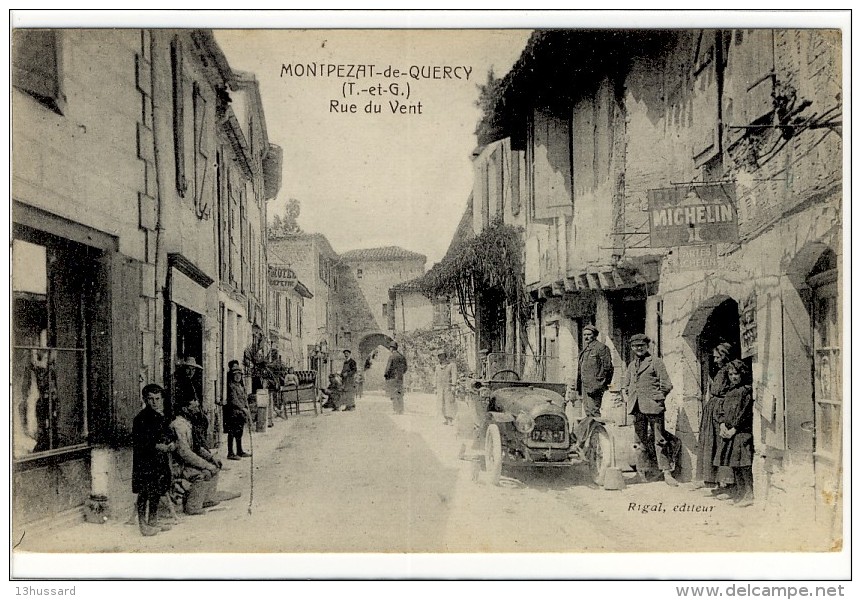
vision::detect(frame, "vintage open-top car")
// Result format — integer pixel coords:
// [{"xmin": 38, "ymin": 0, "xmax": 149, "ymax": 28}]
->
[{"xmin": 464, "ymin": 366, "xmax": 642, "ymax": 487}]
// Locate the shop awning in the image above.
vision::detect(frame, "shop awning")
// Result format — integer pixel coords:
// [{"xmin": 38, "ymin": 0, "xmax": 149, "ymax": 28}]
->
[{"xmin": 533, "ymin": 255, "xmax": 663, "ymax": 299}]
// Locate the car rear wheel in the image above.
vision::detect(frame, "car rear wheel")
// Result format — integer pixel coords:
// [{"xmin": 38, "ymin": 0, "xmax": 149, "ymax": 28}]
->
[
  {"xmin": 485, "ymin": 424, "xmax": 502, "ymax": 486},
  {"xmin": 588, "ymin": 427, "xmax": 613, "ymax": 486}
]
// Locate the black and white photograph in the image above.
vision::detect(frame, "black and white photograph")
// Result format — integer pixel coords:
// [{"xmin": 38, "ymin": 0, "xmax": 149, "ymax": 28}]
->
[{"xmin": 7, "ymin": 10, "xmax": 850, "ymax": 583}]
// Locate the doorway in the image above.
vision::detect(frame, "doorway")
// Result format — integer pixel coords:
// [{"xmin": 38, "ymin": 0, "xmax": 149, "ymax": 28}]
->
[
  {"xmin": 695, "ymin": 297, "xmax": 742, "ymax": 396},
  {"xmin": 807, "ymin": 249, "xmax": 840, "ymax": 526}
]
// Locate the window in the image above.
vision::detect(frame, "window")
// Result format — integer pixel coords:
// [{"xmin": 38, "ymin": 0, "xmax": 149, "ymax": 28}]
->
[
  {"xmin": 432, "ymin": 300, "xmax": 451, "ymax": 329},
  {"xmin": 12, "ymin": 29, "xmax": 65, "ymax": 114},
  {"xmin": 12, "ymin": 237, "xmax": 95, "ymax": 458},
  {"xmin": 528, "ymin": 106, "xmax": 573, "ymax": 220},
  {"xmin": 382, "ymin": 303, "xmax": 388, "ymax": 321},
  {"xmin": 357, "ymin": 268, "xmax": 363, "ymax": 279},
  {"xmin": 285, "ymin": 298, "xmax": 292, "ymax": 333},
  {"xmin": 274, "ymin": 294, "xmax": 281, "ymax": 327}
]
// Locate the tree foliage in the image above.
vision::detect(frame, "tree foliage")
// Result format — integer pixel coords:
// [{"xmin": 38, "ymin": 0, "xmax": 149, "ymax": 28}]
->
[
  {"xmin": 474, "ymin": 68, "xmax": 505, "ymax": 147},
  {"xmin": 268, "ymin": 197, "xmax": 302, "ymax": 237},
  {"xmin": 415, "ymin": 218, "xmax": 529, "ymax": 332}
]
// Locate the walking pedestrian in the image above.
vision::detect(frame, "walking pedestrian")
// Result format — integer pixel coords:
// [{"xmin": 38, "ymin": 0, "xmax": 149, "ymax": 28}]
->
[
  {"xmin": 715, "ymin": 359, "xmax": 755, "ymax": 507},
  {"xmin": 132, "ymin": 384, "xmax": 176, "ymax": 536},
  {"xmin": 384, "ymin": 340, "xmax": 408, "ymax": 415},
  {"xmin": 624, "ymin": 334, "xmax": 678, "ymax": 486},
  {"xmin": 576, "ymin": 324, "xmax": 615, "ymax": 418},
  {"xmin": 340, "ymin": 349, "xmax": 357, "ymax": 411},
  {"xmin": 435, "ymin": 351, "xmax": 457, "ymax": 425},
  {"xmin": 224, "ymin": 362, "xmax": 252, "ymax": 460}
]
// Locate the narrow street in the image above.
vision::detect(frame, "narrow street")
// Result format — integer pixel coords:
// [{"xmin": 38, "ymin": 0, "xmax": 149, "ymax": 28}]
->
[{"xmin": 18, "ymin": 392, "xmax": 827, "ymax": 556}]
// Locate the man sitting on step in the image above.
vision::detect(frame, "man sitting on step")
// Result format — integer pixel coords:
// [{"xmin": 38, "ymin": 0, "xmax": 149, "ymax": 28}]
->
[{"xmin": 170, "ymin": 397, "xmax": 222, "ymax": 515}]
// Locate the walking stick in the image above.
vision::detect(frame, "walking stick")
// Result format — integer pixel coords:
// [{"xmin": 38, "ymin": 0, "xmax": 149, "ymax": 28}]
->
[{"xmin": 246, "ymin": 415, "xmax": 255, "ymax": 515}]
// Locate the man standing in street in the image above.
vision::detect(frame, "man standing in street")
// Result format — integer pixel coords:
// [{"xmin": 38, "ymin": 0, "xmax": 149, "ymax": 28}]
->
[
  {"xmin": 624, "ymin": 334, "xmax": 678, "ymax": 486},
  {"xmin": 576, "ymin": 324, "xmax": 614, "ymax": 418},
  {"xmin": 384, "ymin": 340, "xmax": 408, "ymax": 415},
  {"xmin": 340, "ymin": 349, "xmax": 358, "ymax": 411}
]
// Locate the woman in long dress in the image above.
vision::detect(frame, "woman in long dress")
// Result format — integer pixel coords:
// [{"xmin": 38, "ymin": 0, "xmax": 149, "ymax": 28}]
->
[
  {"xmin": 435, "ymin": 351, "xmax": 457, "ymax": 425},
  {"xmin": 694, "ymin": 342, "xmax": 733, "ymax": 491},
  {"xmin": 715, "ymin": 359, "xmax": 755, "ymax": 507}
]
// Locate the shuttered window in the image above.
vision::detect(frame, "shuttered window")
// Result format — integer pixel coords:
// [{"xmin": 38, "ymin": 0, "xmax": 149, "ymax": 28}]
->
[
  {"xmin": 12, "ymin": 29, "xmax": 65, "ymax": 114},
  {"xmin": 725, "ymin": 29, "xmax": 775, "ymax": 146},
  {"xmin": 691, "ymin": 30, "xmax": 721, "ymax": 166},
  {"xmin": 530, "ymin": 107, "xmax": 573, "ymax": 220}
]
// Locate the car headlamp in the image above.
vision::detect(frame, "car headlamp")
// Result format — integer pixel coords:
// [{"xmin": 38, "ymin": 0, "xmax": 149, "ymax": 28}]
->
[{"xmin": 515, "ymin": 412, "xmax": 535, "ymax": 434}]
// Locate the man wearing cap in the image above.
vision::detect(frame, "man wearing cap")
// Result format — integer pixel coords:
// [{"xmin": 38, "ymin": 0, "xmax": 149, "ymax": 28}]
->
[
  {"xmin": 384, "ymin": 341, "xmax": 408, "ymax": 415},
  {"xmin": 576, "ymin": 325, "xmax": 615, "ymax": 418},
  {"xmin": 340, "ymin": 349, "xmax": 358, "ymax": 411},
  {"xmin": 224, "ymin": 362, "xmax": 252, "ymax": 460},
  {"xmin": 624, "ymin": 334, "xmax": 678, "ymax": 486}
]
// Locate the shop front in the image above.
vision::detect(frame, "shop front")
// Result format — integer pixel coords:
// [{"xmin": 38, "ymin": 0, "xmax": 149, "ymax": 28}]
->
[{"xmin": 12, "ymin": 204, "xmax": 120, "ymax": 533}]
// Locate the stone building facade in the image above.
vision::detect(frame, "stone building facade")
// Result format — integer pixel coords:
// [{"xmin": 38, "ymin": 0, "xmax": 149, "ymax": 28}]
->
[
  {"xmin": 11, "ymin": 29, "xmax": 279, "ymax": 534},
  {"xmin": 473, "ymin": 29, "xmax": 842, "ymax": 543}
]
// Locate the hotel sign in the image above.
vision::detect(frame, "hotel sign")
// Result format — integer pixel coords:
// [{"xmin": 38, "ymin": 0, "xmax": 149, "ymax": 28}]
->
[
  {"xmin": 648, "ymin": 184, "xmax": 738, "ymax": 247},
  {"xmin": 269, "ymin": 266, "xmax": 298, "ymax": 291}
]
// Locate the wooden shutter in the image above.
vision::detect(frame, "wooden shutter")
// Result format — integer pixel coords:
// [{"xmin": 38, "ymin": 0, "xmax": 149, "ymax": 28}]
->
[
  {"xmin": 111, "ymin": 255, "xmax": 142, "ymax": 444},
  {"xmin": 193, "ymin": 82, "xmax": 212, "ymax": 217},
  {"xmin": 532, "ymin": 107, "xmax": 573, "ymax": 220},
  {"xmin": 12, "ymin": 29, "xmax": 65, "ymax": 114},
  {"xmin": 171, "ymin": 36, "xmax": 187, "ymax": 197},
  {"xmin": 725, "ymin": 29, "xmax": 775, "ymax": 146},
  {"xmin": 573, "ymin": 94, "xmax": 596, "ymax": 196},
  {"xmin": 510, "ymin": 149, "xmax": 522, "ymax": 216},
  {"xmin": 691, "ymin": 31, "xmax": 720, "ymax": 166}
]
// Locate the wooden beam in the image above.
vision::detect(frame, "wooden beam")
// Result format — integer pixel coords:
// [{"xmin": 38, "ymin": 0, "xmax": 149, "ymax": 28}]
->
[
  {"xmin": 597, "ymin": 271, "xmax": 614, "ymax": 289},
  {"xmin": 563, "ymin": 277, "xmax": 578, "ymax": 293},
  {"xmin": 551, "ymin": 281, "xmax": 565, "ymax": 297},
  {"xmin": 586, "ymin": 272, "xmax": 601, "ymax": 289}
]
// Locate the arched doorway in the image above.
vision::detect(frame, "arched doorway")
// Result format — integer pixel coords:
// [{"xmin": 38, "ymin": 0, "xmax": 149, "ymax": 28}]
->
[
  {"xmin": 683, "ymin": 295, "xmax": 742, "ymax": 399},
  {"xmin": 806, "ymin": 248, "xmax": 840, "ymax": 527},
  {"xmin": 785, "ymin": 242, "xmax": 841, "ymax": 528},
  {"xmin": 358, "ymin": 332, "xmax": 394, "ymax": 392}
]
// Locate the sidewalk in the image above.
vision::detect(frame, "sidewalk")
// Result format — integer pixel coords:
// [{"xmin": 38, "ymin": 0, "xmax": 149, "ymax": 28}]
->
[{"xmin": 16, "ymin": 411, "xmax": 299, "ymax": 554}]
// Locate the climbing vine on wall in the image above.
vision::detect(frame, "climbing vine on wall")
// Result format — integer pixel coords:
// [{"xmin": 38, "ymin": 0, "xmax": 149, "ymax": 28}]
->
[{"xmin": 415, "ymin": 218, "xmax": 530, "ymax": 332}]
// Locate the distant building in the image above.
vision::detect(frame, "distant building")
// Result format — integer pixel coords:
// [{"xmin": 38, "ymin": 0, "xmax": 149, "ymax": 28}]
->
[{"xmin": 267, "ymin": 233, "xmax": 340, "ymax": 385}]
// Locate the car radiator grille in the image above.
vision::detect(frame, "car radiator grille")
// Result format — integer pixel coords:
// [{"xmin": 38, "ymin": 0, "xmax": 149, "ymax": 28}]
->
[{"xmin": 528, "ymin": 414, "xmax": 568, "ymax": 446}]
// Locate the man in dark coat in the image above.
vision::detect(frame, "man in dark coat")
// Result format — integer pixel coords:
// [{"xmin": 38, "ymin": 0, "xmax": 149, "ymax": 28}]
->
[
  {"xmin": 173, "ymin": 356, "xmax": 203, "ymax": 417},
  {"xmin": 624, "ymin": 334, "xmax": 678, "ymax": 486},
  {"xmin": 340, "ymin": 349, "xmax": 358, "ymax": 411},
  {"xmin": 384, "ymin": 341, "xmax": 408, "ymax": 415},
  {"xmin": 576, "ymin": 324, "xmax": 615, "ymax": 418},
  {"xmin": 132, "ymin": 384, "xmax": 176, "ymax": 536},
  {"xmin": 224, "ymin": 362, "xmax": 251, "ymax": 460}
]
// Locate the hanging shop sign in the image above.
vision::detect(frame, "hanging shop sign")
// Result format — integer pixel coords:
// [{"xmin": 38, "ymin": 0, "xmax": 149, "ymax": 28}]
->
[
  {"xmin": 669, "ymin": 244, "xmax": 718, "ymax": 272},
  {"xmin": 739, "ymin": 290, "xmax": 758, "ymax": 360},
  {"xmin": 268, "ymin": 265, "xmax": 298, "ymax": 291},
  {"xmin": 648, "ymin": 184, "xmax": 739, "ymax": 247}
]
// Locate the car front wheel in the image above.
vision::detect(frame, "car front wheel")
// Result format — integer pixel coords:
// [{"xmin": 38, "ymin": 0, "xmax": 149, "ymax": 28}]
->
[{"xmin": 485, "ymin": 424, "xmax": 502, "ymax": 486}]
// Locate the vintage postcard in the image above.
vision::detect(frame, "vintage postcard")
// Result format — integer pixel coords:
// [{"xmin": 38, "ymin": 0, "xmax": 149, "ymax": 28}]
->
[{"xmin": 8, "ymin": 10, "xmax": 850, "ymax": 582}]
